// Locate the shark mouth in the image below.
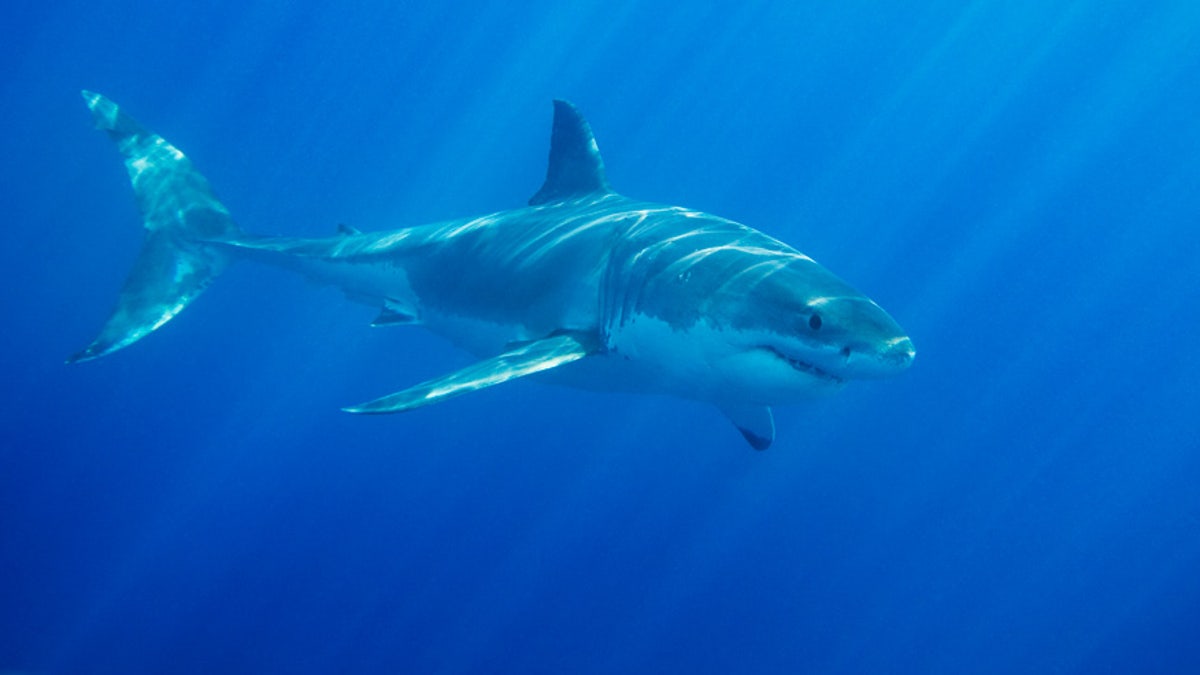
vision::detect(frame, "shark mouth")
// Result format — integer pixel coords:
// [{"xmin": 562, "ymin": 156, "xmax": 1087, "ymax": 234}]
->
[{"xmin": 763, "ymin": 346, "xmax": 845, "ymax": 384}]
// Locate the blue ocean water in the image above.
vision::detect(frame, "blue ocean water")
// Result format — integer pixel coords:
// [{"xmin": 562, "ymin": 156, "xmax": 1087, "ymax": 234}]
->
[{"xmin": 2, "ymin": 1, "xmax": 1199, "ymax": 673}]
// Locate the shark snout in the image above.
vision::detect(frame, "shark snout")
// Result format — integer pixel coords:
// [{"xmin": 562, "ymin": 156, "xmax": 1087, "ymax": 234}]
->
[
  {"xmin": 837, "ymin": 335, "xmax": 915, "ymax": 379},
  {"xmin": 882, "ymin": 336, "xmax": 916, "ymax": 370}
]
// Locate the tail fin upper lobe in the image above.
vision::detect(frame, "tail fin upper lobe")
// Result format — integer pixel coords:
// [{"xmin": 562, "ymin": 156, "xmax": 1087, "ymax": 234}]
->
[{"xmin": 69, "ymin": 91, "xmax": 241, "ymax": 363}]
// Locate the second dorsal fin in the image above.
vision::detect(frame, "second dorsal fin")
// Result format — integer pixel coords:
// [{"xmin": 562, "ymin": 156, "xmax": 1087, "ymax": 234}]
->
[{"xmin": 529, "ymin": 100, "xmax": 612, "ymax": 206}]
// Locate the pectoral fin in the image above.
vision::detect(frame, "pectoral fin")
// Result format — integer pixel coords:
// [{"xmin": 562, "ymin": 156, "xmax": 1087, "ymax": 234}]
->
[
  {"xmin": 719, "ymin": 403, "xmax": 775, "ymax": 450},
  {"xmin": 371, "ymin": 299, "xmax": 419, "ymax": 326},
  {"xmin": 344, "ymin": 332, "xmax": 600, "ymax": 414}
]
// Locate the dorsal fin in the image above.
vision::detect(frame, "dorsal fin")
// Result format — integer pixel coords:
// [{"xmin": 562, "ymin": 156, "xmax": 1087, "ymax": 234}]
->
[
  {"xmin": 529, "ymin": 100, "xmax": 612, "ymax": 205},
  {"xmin": 337, "ymin": 223, "xmax": 361, "ymax": 236}
]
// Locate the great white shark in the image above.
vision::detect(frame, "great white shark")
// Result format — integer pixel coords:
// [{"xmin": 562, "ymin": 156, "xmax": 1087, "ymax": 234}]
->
[{"xmin": 71, "ymin": 91, "xmax": 914, "ymax": 449}]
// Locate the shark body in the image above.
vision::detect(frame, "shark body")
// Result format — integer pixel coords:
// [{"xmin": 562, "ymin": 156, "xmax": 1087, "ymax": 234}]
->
[{"xmin": 72, "ymin": 92, "xmax": 914, "ymax": 449}]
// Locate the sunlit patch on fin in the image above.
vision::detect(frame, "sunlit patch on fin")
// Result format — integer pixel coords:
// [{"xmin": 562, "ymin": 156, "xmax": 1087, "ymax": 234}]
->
[
  {"xmin": 343, "ymin": 332, "xmax": 601, "ymax": 414},
  {"xmin": 371, "ymin": 299, "xmax": 420, "ymax": 327},
  {"xmin": 719, "ymin": 403, "xmax": 775, "ymax": 450}
]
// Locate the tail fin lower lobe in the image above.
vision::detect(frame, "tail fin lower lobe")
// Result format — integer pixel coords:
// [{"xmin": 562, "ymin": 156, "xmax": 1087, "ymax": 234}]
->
[{"xmin": 69, "ymin": 91, "xmax": 241, "ymax": 363}]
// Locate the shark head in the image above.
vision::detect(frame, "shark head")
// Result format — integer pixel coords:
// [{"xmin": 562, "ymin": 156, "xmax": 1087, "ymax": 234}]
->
[
  {"xmin": 734, "ymin": 254, "xmax": 912, "ymax": 381},
  {"xmin": 608, "ymin": 216, "xmax": 914, "ymax": 404},
  {"xmin": 701, "ymin": 253, "xmax": 915, "ymax": 402}
]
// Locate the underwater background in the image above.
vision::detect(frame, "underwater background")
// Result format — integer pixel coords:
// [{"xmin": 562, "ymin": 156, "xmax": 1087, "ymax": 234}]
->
[{"xmin": 2, "ymin": 1, "xmax": 1199, "ymax": 673}]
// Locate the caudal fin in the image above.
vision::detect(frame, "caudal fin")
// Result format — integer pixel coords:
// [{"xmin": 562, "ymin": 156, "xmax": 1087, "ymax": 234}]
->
[{"xmin": 69, "ymin": 91, "xmax": 241, "ymax": 363}]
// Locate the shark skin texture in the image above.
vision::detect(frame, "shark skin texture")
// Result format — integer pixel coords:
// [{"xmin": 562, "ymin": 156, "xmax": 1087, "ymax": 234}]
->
[{"xmin": 72, "ymin": 92, "xmax": 914, "ymax": 449}]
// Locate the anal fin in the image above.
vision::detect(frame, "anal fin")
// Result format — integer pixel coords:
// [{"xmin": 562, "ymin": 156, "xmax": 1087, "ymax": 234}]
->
[{"xmin": 344, "ymin": 332, "xmax": 600, "ymax": 414}]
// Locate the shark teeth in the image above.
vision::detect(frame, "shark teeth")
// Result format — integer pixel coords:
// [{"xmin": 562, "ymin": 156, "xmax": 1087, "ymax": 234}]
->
[{"xmin": 763, "ymin": 346, "xmax": 844, "ymax": 384}]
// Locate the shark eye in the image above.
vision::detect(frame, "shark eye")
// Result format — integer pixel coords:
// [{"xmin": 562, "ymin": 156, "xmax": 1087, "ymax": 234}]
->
[{"xmin": 809, "ymin": 313, "xmax": 822, "ymax": 330}]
